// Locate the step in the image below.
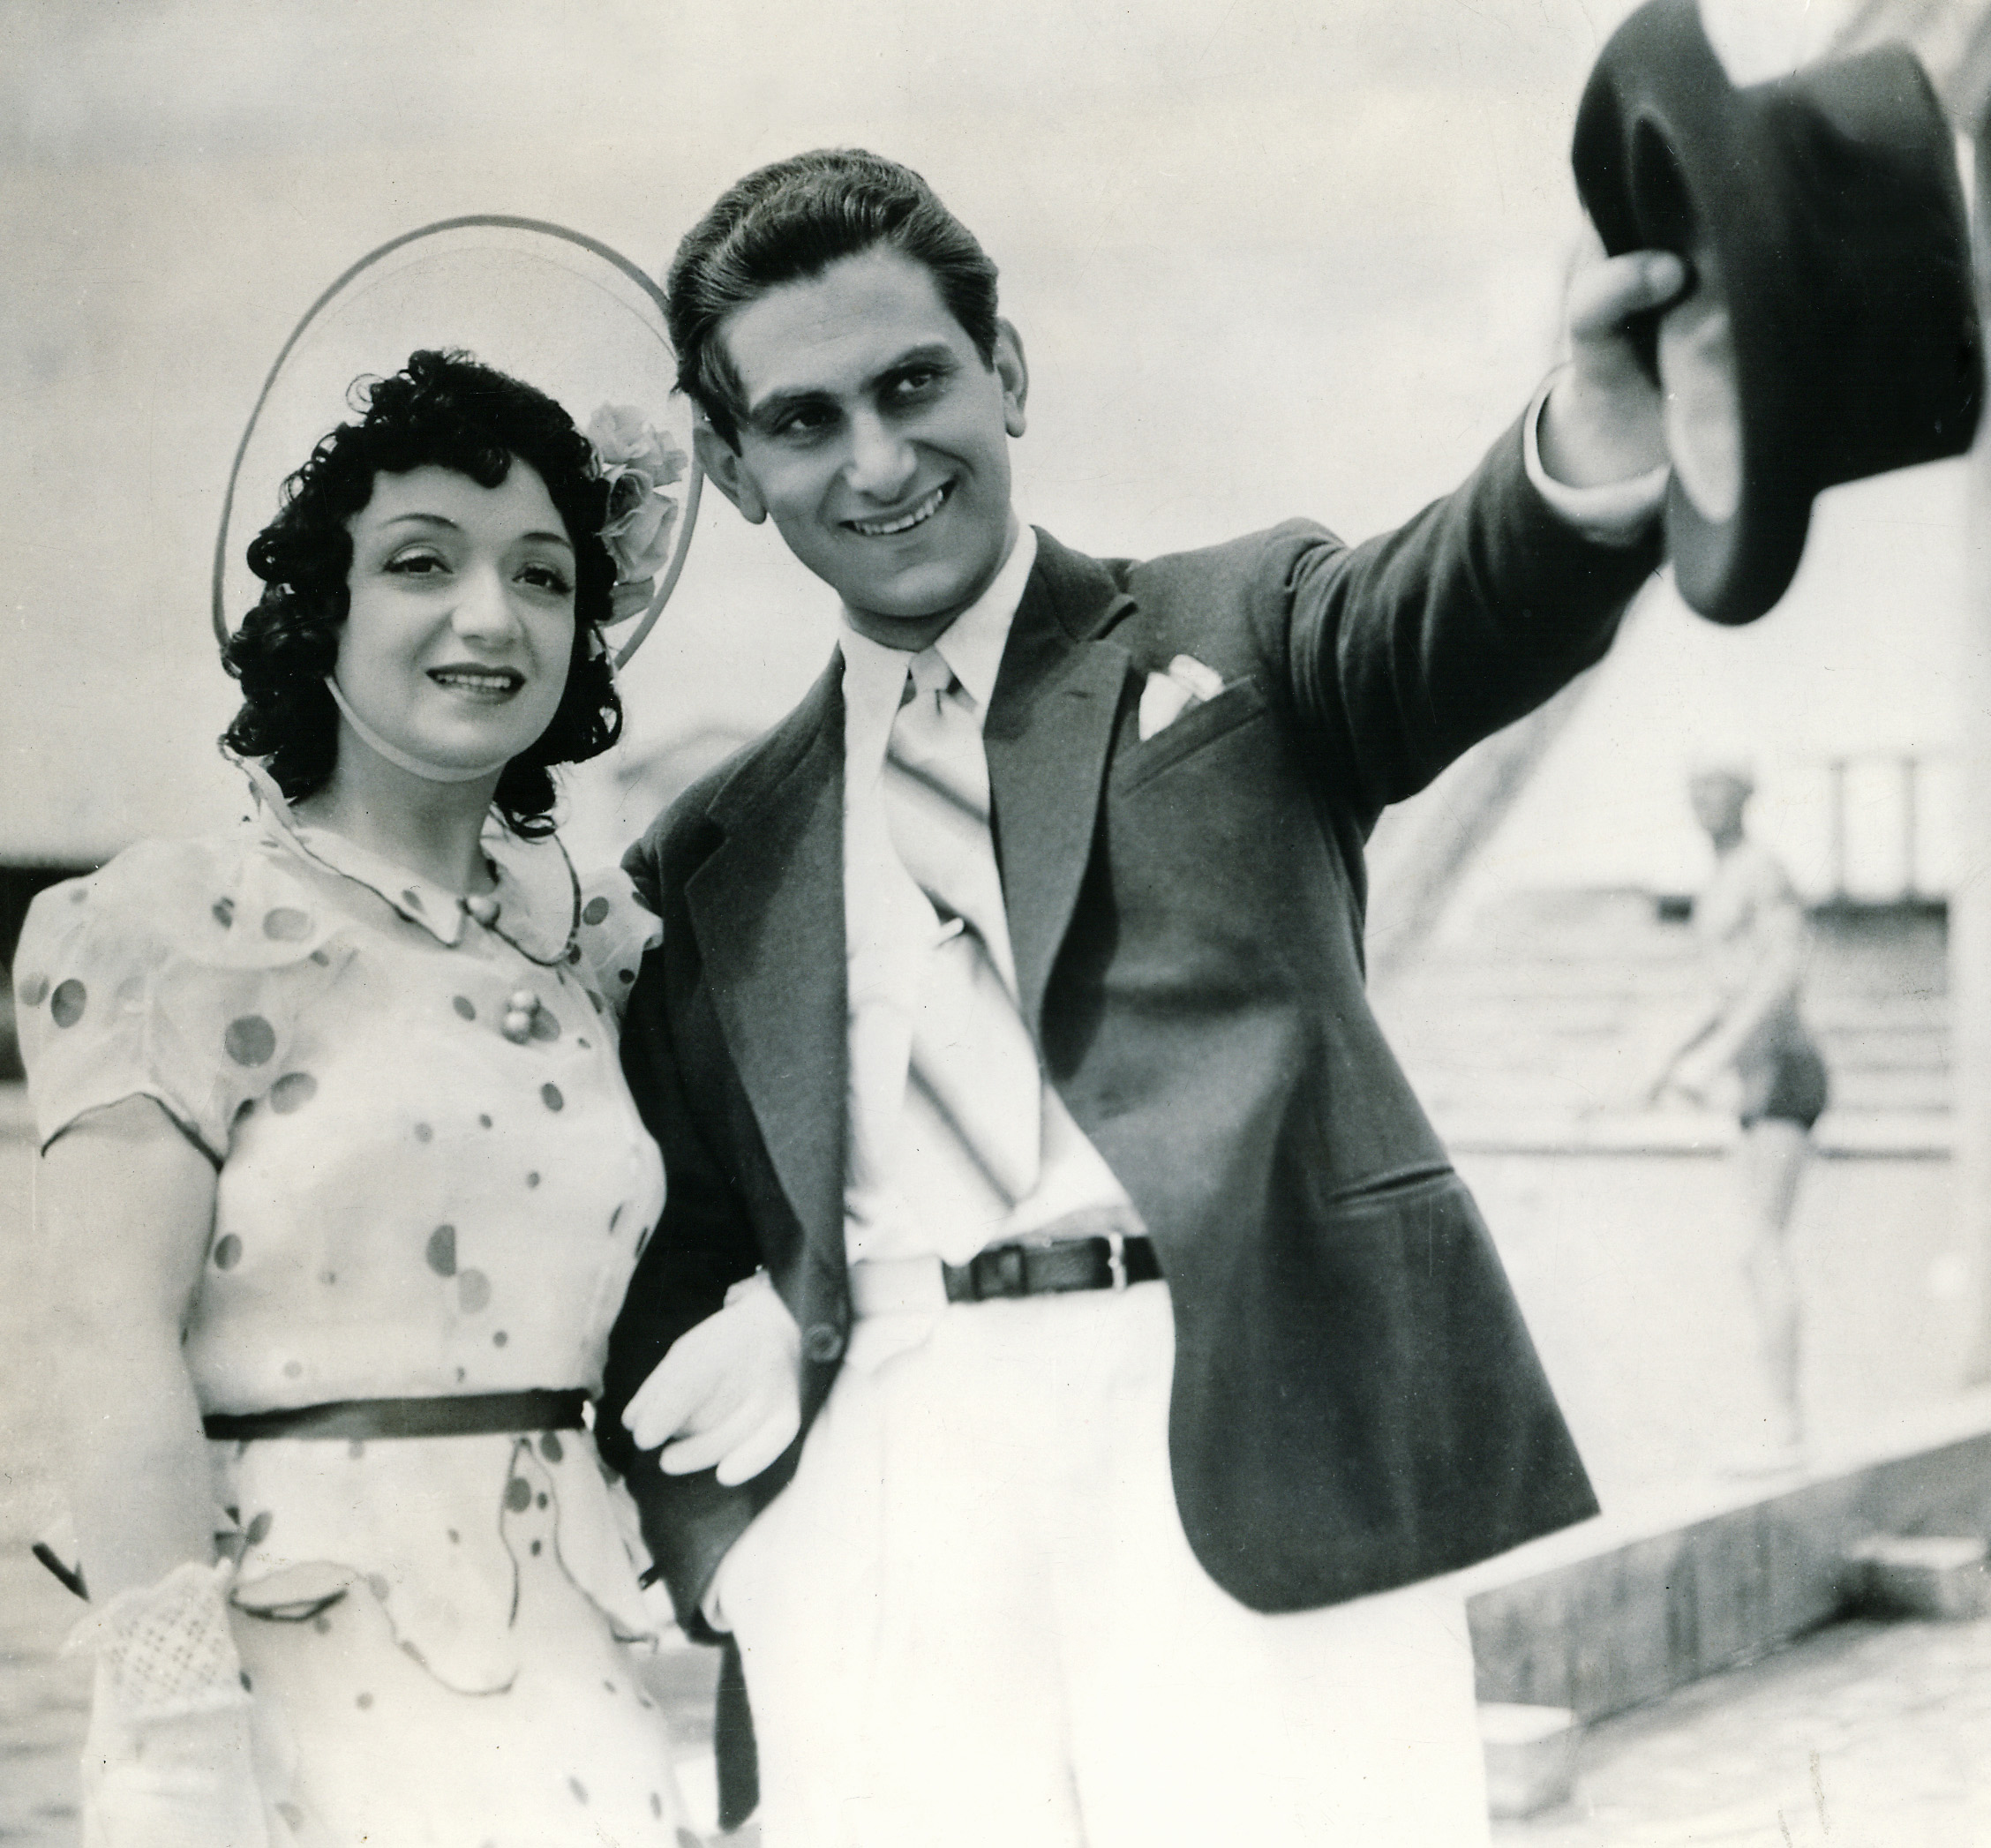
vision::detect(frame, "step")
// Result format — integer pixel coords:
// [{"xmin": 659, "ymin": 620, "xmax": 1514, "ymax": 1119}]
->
[{"xmin": 1462, "ymin": 1391, "xmax": 1991, "ymax": 1724}]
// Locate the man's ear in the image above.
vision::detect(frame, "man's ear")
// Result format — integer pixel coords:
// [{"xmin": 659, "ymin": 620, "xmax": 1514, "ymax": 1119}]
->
[
  {"xmin": 995, "ymin": 319, "xmax": 1028, "ymax": 439},
  {"xmin": 695, "ymin": 422, "xmax": 767, "ymax": 524}
]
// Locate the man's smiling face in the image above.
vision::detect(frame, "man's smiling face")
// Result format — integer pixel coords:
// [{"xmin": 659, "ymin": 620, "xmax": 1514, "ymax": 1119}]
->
[{"xmin": 699, "ymin": 246, "xmax": 1027, "ymax": 648}]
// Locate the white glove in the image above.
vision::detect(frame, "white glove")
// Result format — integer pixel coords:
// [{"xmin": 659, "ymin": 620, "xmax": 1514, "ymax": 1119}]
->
[
  {"xmin": 622, "ymin": 1271, "xmax": 803, "ymax": 1486},
  {"xmin": 68, "ymin": 1560, "xmax": 272, "ymax": 1848}
]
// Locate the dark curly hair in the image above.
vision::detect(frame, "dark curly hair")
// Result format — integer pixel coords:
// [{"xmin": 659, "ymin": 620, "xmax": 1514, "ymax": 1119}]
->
[{"xmin": 221, "ymin": 349, "xmax": 622, "ymax": 838}]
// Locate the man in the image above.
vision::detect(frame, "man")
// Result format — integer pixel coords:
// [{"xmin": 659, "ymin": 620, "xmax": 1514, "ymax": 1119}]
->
[
  {"xmin": 1648, "ymin": 764, "xmax": 1827, "ymax": 1473},
  {"xmin": 599, "ymin": 147, "xmax": 1682, "ymax": 1844}
]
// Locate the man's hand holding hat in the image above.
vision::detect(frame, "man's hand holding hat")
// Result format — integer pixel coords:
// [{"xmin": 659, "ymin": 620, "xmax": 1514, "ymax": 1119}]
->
[{"xmin": 1540, "ymin": 243, "xmax": 1689, "ymax": 492}]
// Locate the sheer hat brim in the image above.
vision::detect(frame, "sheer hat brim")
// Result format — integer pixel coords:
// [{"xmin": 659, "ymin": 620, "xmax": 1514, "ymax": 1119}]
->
[{"xmin": 212, "ymin": 215, "xmax": 700, "ymax": 668}]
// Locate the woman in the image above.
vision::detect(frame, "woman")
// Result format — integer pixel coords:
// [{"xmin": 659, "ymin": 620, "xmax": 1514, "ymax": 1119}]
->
[
  {"xmin": 1649, "ymin": 763, "xmax": 1828, "ymax": 1471},
  {"xmin": 14, "ymin": 350, "xmax": 701, "ymax": 1844}
]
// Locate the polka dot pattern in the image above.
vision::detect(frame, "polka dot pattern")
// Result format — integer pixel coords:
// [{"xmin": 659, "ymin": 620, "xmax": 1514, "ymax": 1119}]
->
[
  {"xmin": 582, "ymin": 896, "xmax": 612, "ymax": 926},
  {"xmin": 269, "ymin": 1072, "xmax": 317, "ymax": 1114},
  {"xmin": 14, "ymin": 838, "xmax": 672, "ymax": 1822},
  {"xmin": 224, "ymin": 1015, "xmax": 276, "ymax": 1067}
]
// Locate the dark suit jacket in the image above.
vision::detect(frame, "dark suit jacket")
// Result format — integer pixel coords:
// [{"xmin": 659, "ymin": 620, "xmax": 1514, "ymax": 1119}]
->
[{"xmin": 603, "ymin": 419, "xmax": 1659, "ymax": 1645}]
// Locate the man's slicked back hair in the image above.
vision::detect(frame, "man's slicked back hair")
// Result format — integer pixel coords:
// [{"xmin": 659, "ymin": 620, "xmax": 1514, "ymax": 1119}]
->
[{"xmin": 665, "ymin": 148, "xmax": 1001, "ymax": 447}]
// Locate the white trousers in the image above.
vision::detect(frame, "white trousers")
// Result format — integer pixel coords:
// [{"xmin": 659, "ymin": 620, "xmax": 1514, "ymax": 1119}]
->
[{"xmin": 713, "ymin": 1281, "xmax": 1492, "ymax": 1847}]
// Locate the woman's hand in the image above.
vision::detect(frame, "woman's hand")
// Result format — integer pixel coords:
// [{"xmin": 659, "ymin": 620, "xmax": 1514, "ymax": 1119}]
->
[
  {"xmin": 74, "ymin": 1563, "xmax": 273, "ymax": 1848},
  {"xmin": 85, "ymin": 1698, "xmax": 274, "ymax": 1848},
  {"xmin": 620, "ymin": 1273, "xmax": 802, "ymax": 1487}
]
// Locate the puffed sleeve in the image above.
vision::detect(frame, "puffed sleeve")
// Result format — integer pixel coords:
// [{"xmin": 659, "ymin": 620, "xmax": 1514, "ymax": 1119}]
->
[
  {"xmin": 11, "ymin": 836, "xmax": 352, "ymax": 1162},
  {"xmin": 572, "ymin": 864, "xmax": 662, "ymax": 1028}
]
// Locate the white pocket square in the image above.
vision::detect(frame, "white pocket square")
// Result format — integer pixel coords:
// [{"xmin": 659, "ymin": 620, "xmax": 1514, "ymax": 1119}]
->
[{"xmin": 1138, "ymin": 654, "xmax": 1227, "ymax": 740}]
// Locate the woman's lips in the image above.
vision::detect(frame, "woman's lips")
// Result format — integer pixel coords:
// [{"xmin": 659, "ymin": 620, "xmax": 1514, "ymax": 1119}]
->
[{"xmin": 427, "ymin": 665, "xmax": 524, "ymax": 698}]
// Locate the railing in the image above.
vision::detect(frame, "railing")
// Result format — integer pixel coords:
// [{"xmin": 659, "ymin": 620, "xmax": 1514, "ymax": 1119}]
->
[{"xmin": 1819, "ymin": 749, "xmax": 1947, "ymax": 905}]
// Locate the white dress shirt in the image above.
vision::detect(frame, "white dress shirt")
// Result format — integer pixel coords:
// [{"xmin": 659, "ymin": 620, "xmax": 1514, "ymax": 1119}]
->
[{"xmin": 838, "ymin": 523, "xmax": 1138, "ymax": 1296}]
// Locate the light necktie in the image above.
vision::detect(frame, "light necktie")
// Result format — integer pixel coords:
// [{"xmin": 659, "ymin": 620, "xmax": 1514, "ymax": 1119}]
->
[{"xmin": 883, "ymin": 650, "xmax": 1042, "ymax": 1214}]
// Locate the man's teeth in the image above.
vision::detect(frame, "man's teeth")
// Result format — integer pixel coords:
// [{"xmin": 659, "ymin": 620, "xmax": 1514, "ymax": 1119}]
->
[{"xmin": 849, "ymin": 486, "xmax": 946, "ymax": 537}]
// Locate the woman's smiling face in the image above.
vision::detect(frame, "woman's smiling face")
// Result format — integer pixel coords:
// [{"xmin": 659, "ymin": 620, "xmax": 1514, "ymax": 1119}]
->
[{"xmin": 336, "ymin": 462, "xmax": 576, "ymax": 779}]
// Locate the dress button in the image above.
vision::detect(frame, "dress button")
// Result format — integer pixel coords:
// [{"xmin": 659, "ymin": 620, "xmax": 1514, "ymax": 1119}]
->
[{"xmin": 802, "ymin": 1323, "xmax": 845, "ymax": 1363}]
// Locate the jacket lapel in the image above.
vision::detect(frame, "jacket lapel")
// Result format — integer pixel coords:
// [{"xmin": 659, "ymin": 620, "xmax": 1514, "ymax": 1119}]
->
[
  {"xmin": 685, "ymin": 657, "xmax": 849, "ymax": 1269},
  {"xmin": 985, "ymin": 531, "xmax": 1136, "ymax": 1033}
]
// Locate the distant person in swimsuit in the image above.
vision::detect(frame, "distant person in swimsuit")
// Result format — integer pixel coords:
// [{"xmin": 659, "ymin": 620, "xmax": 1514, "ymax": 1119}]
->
[{"xmin": 1649, "ymin": 764, "xmax": 1828, "ymax": 1470}]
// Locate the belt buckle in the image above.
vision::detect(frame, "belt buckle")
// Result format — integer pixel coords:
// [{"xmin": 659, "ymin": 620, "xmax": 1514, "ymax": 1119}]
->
[
  {"xmin": 974, "ymin": 1243, "xmax": 1028, "ymax": 1300},
  {"xmin": 1104, "ymin": 1229, "xmax": 1128, "ymax": 1291}
]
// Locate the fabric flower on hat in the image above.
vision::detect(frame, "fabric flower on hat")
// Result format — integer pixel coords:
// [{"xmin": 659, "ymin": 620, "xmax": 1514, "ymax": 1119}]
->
[{"xmin": 585, "ymin": 405, "xmax": 687, "ymax": 623}]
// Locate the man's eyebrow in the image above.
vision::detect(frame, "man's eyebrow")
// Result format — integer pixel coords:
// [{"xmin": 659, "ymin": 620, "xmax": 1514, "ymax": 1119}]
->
[{"xmin": 744, "ymin": 343, "xmax": 961, "ymax": 428}]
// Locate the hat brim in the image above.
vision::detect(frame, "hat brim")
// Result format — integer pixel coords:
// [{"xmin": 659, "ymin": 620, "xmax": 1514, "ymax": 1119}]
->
[
  {"xmin": 1573, "ymin": 0, "xmax": 1978, "ymax": 625},
  {"xmin": 212, "ymin": 215, "xmax": 701, "ymax": 669}
]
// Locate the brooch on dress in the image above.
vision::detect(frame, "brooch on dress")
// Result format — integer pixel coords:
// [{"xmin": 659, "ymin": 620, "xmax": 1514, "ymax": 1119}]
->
[{"xmin": 462, "ymin": 892, "xmax": 557, "ymax": 1041}]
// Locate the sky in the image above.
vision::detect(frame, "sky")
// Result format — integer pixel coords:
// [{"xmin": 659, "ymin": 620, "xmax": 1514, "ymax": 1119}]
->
[
  {"xmin": 0, "ymin": 0, "xmax": 1973, "ymax": 896},
  {"xmin": 0, "ymin": 0, "xmax": 1643, "ymax": 860}
]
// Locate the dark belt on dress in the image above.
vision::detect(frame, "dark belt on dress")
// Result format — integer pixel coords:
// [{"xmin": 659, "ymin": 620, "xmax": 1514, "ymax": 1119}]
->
[{"xmin": 202, "ymin": 1389, "xmax": 588, "ymax": 1443}]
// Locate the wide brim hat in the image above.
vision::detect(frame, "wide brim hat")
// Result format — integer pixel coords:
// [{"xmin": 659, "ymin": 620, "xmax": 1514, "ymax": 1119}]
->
[
  {"xmin": 1572, "ymin": 0, "xmax": 1981, "ymax": 626},
  {"xmin": 214, "ymin": 216, "xmax": 701, "ymax": 667}
]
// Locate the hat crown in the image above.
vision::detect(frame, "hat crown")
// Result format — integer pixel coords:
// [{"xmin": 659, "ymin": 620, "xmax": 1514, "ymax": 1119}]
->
[{"xmin": 1572, "ymin": 0, "xmax": 1981, "ymax": 625}]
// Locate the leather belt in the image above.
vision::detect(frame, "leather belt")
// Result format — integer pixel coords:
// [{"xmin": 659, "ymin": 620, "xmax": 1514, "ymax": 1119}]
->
[
  {"xmin": 203, "ymin": 1389, "xmax": 588, "ymax": 1443},
  {"xmin": 850, "ymin": 1232, "xmax": 1162, "ymax": 1317}
]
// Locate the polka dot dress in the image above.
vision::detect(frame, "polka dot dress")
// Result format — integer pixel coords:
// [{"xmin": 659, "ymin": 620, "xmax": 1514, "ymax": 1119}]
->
[{"xmin": 13, "ymin": 786, "xmax": 701, "ymax": 1845}]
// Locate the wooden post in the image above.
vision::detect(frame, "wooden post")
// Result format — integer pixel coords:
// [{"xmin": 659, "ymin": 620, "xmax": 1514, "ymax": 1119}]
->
[{"xmin": 1957, "ymin": 130, "xmax": 1991, "ymax": 1378}]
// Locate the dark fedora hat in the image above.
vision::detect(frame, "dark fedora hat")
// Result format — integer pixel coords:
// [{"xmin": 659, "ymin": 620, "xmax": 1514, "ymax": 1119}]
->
[{"xmin": 1572, "ymin": 0, "xmax": 1981, "ymax": 625}]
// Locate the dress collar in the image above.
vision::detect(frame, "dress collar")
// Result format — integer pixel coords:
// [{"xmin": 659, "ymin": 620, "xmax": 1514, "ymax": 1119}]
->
[{"xmin": 238, "ymin": 757, "xmax": 572, "ymax": 962}]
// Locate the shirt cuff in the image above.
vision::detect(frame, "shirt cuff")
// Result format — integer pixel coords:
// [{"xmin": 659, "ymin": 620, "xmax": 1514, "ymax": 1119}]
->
[{"xmin": 1523, "ymin": 371, "xmax": 1670, "ymax": 547}]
